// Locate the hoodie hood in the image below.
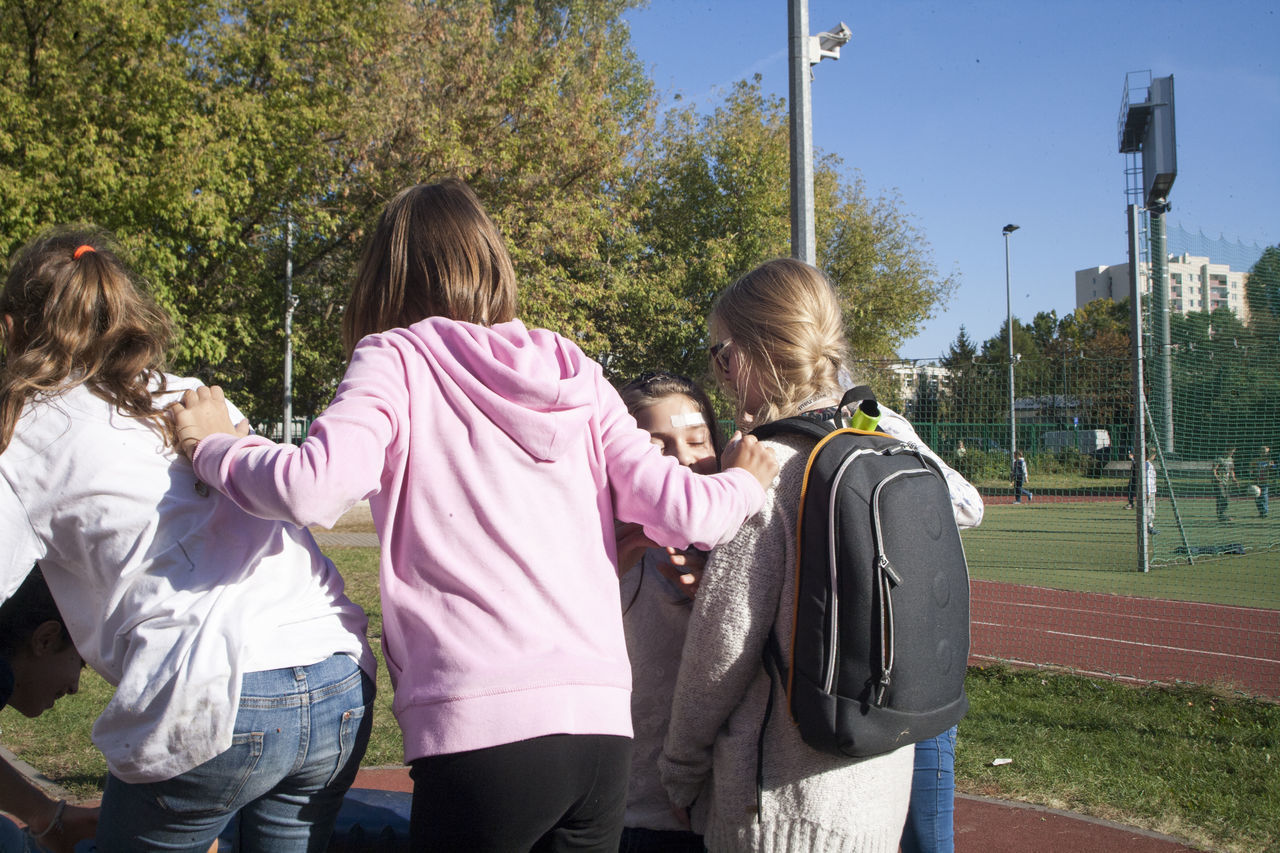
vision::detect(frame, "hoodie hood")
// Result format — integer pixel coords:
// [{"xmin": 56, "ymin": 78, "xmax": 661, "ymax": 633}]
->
[{"xmin": 400, "ymin": 316, "xmax": 597, "ymax": 462}]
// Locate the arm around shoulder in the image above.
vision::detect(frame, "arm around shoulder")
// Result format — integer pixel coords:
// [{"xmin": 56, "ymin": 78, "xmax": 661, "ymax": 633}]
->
[{"xmin": 190, "ymin": 339, "xmax": 409, "ymax": 528}]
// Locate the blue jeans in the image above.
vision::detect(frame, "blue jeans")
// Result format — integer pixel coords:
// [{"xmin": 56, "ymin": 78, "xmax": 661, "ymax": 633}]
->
[
  {"xmin": 900, "ymin": 726, "xmax": 957, "ymax": 853},
  {"xmin": 96, "ymin": 654, "xmax": 373, "ymax": 853}
]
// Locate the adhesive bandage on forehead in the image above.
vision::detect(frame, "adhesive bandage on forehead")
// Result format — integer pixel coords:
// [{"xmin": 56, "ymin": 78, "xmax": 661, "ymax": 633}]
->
[{"xmin": 670, "ymin": 411, "xmax": 705, "ymax": 429}]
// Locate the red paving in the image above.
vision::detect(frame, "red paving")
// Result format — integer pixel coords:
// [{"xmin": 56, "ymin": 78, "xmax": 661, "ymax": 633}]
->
[
  {"xmin": 971, "ymin": 579, "xmax": 1280, "ymax": 696},
  {"xmin": 350, "ymin": 767, "xmax": 1203, "ymax": 851}
]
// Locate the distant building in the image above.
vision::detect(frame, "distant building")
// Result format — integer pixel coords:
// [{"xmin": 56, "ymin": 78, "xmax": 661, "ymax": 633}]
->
[
  {"xmin": 1074, "ymin": 253, "xmax": 1250, "ymax": 323},
  {"xmin": 887, "ymin": 361, "xmax": 949, "ymax": 399}
]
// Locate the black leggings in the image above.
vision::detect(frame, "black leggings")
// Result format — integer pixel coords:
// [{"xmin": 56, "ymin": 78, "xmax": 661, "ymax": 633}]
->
[{"xmin": 409, "ymin": 734, "xmax": 631, "ymax": 852}]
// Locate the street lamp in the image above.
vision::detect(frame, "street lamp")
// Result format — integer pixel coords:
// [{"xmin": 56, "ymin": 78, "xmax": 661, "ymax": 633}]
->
[
  {"xmin": 1003, "ymin": 224, "xmax": 1020, "ymax": 469},
  {"xmin": 788, "ymin": 0, "xmax": 851, "ymax": 264}
]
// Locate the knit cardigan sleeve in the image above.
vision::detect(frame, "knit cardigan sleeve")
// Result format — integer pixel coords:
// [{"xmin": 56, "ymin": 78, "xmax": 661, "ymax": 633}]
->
[{"xmin": 658, "ymin": 440, "xmax": 797, "ymax": 808}]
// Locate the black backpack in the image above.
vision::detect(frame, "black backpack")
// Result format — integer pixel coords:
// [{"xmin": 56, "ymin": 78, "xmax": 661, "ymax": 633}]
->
[{"xmin": 751, "ymin": 388, "xmax": 971, "ymax": 760}]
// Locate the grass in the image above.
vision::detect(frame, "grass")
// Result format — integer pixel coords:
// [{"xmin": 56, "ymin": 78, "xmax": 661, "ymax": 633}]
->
[
  {"xmin": 963, "ymin": 499, "xmax": 1280, "ymax": 609},
  {"xmin": 961, "ymin": 663, "xmax": 1280, "ymax": 853},
  {"xmin": 4, "ymin": 545, "xmax": 1278, "ymax": 852}
]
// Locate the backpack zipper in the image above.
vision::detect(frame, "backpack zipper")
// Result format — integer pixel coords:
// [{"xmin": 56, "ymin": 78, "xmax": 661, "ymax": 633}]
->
[
  {"xmin": 868, "ymin": 461, "xmax": 932, "ymax": 706},
  {"xmin": 821, "ymin": 444, "xmax": 917, "ymax": 695}
]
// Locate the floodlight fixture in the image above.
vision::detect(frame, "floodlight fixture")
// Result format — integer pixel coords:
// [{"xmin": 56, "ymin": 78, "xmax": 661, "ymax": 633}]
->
[
  {"xmin": 811, "ymin": 22, "xmax": 851, "ymax": 63},
  {"xmin": 1003, "ymin": 223, "xmax": 1020, "ymax": 235}
]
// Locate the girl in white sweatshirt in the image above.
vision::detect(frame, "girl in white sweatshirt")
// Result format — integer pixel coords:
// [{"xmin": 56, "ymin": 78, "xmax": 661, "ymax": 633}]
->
[{"xmin": 0, "ymin": 229, "xmax": 375, "ymax": 852}]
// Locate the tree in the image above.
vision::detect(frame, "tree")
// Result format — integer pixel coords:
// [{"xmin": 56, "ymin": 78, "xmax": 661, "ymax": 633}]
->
[
  {"xmin": 0, "ymin": 0, "xmax": 653, "ymax": 423},
  {"xmin": 939, "ymin": 326, "xmax": 983, "ymax": 424},
  {"xmin": 618, "ymin": 78, "xmax": 957, "ymax": 383},
  {"xmin": 1245, "ymin": 245, "xmax": 1280, "ymax": 334}
]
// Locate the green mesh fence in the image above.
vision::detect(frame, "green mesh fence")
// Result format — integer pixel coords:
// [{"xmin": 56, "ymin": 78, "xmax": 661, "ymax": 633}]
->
[{"xmin": 855, "ymin": 337, "xmax": 1280, "ymax": 613}]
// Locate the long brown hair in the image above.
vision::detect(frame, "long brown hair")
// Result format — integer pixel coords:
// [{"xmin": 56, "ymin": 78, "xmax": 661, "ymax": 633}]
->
[
  {"xmin": 341, "ymin": 178, "xmax": 518, "ymax": 356},
  {"xmin": 0, "ymin": 228, "xmax": 173, "ymax": 452}
]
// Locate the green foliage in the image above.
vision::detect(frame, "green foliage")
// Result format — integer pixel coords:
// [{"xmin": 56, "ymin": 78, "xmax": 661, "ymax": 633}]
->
[
  {"xmin": 937, "ymin": 299, "xmax": 1134, "ymax": 432},
  {"xmin": 1169, "ymin": 305, "xmax": 1279, "ymax": 460},
  {"xmin": 952, "ymin": 447, "xmax": 1008, "ymax": 484},
  {"xmin": 1, "ymin": 3, "xmax": 953, "ymax": 421},
  {"xmin": 0, "ymin": 0, "xmax": 653, "ymax": 422},
  {"xmin": 615, "ymin": 77, "xmax": 956, "ymax": 383},
  {"xmin": 1245, "ymin": 245, "xmax": 1280, "ymax": 332}
]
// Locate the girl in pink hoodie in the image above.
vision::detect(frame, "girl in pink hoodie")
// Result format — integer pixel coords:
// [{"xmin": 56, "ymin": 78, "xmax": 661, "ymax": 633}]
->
[{"xmin": 172, "ymin": 179, "xmax": 777, "ymax": 851}]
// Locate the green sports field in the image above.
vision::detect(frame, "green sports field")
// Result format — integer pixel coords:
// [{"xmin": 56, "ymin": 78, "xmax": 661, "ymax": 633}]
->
[{"xmin": 964, "ymin": 495, "xmax": 1279, "ymax": 609}]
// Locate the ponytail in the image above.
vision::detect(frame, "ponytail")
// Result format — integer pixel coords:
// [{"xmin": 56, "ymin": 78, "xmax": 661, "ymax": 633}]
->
[{"xmin": 0, "ymin": 228, "xmax": 173, "ymax": 452}]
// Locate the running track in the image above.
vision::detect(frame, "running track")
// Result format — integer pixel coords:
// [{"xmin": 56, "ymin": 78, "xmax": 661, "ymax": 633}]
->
[
  {"xmin": 970, "ymin": 579, "xmax": 1280, "ymax": 697},
  {"xmin": 315, "ymin": 529, "xmax": 1280, "ymax": 697}
]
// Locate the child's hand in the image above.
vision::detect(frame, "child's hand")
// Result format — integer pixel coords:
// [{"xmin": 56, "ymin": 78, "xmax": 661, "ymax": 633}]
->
[
  {"xmin": 169, "ymin": 385, "xmax": 250, "ymax": 460},
  {"xmin": 655, "ymin": 547, "xmax": 705, "ymax": 599},
  {"xmin": 722, "ymin": 430, "xmax": 778, "ymax": 491},
  {"xmin": 614, "ymin": 521, "xmax": 656, "ymax": 573}
]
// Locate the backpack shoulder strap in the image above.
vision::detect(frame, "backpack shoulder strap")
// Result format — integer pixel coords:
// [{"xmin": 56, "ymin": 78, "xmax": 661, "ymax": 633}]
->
[
  {"xmin": 751, "ymin": 386, "xmax": 878, "ymax": 441},
  {"xmin": 752, "ymin": 416, "xmax": 833, "ymax": 443}
]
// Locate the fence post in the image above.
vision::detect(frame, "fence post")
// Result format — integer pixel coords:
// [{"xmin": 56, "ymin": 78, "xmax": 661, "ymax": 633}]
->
[{"xmin": 1128, "ymin": 203, "xmax": 1150, "ymax": 573}]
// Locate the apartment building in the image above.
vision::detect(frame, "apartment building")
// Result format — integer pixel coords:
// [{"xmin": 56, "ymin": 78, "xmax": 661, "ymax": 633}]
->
[{"xmin": 1074, "ymin": 253, "xmax": 1250, "ymax": 323}]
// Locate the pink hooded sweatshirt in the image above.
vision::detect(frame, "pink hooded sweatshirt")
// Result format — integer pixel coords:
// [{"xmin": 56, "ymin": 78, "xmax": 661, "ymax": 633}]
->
[{"xmin": 192, "ymin": 317, "xmax": 766, "ymax": 762}]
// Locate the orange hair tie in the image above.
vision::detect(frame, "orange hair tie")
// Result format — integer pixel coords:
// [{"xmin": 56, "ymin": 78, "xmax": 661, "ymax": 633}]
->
[{"xmin": 73, "ymin": 245, "xmax": 95, "ymax": 259}]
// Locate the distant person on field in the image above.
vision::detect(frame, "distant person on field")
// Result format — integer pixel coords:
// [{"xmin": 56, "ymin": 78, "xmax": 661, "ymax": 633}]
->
[
  {"xmin": 1144, "ymin": 450, "xmax": 1158, "ymax": 535},
  {"xmin": 955, "ymin": 439, "xmax": 966, "ymax": 458},
  {"xmin": 0, "ymin": 567, "xmax": 95, "ymax": 853},
  {"xmin": 1213, "ymin": 447, "xmax": 1237, "ymax": 522},
  {"xmin": 1011, "ymin": 450, "xmax": 1032, "ymax": 503},
  {"xmin": 1255, "ymin": 446, "xmax": 1273, "ymax": 519},
  {"xmin": 1125, "ymin": 449, "xmax": 1137, "ymax": 510}
]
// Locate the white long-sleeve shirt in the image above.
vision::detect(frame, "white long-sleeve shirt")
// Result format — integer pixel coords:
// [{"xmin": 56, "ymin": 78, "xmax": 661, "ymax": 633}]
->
[{"xmin": 0, "ymin": 377, "xmax": 373, "ymax": 783}]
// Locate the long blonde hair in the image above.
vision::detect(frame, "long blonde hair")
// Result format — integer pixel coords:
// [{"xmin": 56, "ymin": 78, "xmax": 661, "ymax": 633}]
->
[
  {"xmin": 342, "ymin": 178, "xmax": 517, "ymax": 356},
  {"xmin": 0, "ymin": 228, "xmax": 173, "ymax": 452},
  {"xmin": 709, "ymin": 258, "xmax": 849, "ymax": 425}
]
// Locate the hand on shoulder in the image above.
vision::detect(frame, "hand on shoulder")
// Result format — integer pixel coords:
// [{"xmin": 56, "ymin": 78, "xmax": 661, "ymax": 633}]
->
[
  {"xmin": 722, "ymin": 431, "xmax": 778, "ymax": 491},
  {"xmin": 167, "ymin": 385, "xmax": 250, "ymax": 460}
]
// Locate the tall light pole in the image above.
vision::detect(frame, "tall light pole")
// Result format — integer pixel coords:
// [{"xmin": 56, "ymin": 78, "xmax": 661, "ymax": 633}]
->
[
  {"xmin": 1003, "ymin": 223, "xmax": 1020, "ymax": 468},
  {"xmin": 787, "ymin": 0, "xmax": 850, "ymax": 264},
  {"xmin": 283, "ymin": 217, "xmax": 296, "ymax": 444}
]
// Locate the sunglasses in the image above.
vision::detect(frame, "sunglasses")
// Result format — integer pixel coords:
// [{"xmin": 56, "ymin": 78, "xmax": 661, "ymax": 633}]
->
[{"xmin": 708, "ymin": 339, "xmax": 733, "ymax": 373}]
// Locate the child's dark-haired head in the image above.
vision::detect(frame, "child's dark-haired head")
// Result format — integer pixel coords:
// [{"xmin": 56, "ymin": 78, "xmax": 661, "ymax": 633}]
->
[
  {"xmin": 0, "ymin": 566, "xmax": 69, "ymax": 660},
  {"xmin": 0, "ymin": 227, "xmax": 172, "ymax": 452},
  {"xmin": 342, "ymin": 179, "xmax": 518, "ymax": 356},
  {"xmin": 620, "ymin": 371, "xmax": 724, "ymax": 463},
  {"xmin": 0, "ymin": 566, "xmax": 81, "ymax": 718}
]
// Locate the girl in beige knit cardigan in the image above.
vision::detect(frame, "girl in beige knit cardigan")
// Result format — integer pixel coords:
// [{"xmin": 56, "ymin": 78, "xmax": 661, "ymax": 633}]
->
[{"xmin": 659, "ymin": 258, "xmax": 982, "ymax": 853}]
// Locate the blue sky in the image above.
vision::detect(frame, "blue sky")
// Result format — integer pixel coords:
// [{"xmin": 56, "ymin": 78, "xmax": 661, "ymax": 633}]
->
[{"xmin": 623, "ymin": 1, "xmax": 1280, "ymax": 360}]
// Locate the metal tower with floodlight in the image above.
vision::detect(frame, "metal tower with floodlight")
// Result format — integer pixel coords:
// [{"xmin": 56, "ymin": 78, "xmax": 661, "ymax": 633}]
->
[{"xmin": 1118, "ymin": 72, "xmax": 1177, "ymax": 456}]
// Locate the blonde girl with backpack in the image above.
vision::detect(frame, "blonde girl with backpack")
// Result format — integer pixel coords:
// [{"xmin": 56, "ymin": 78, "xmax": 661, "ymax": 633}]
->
[
  {"xmin": 659, "ymin": 258, "xmax": 981, "ymax": 852},
  {"xmin": 171, "ymin": 178, "xmax": 778, "ymax": 852},
  {"xmin": 0, "ymin": 229, "xmax": 375, "ymax": 852}
]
